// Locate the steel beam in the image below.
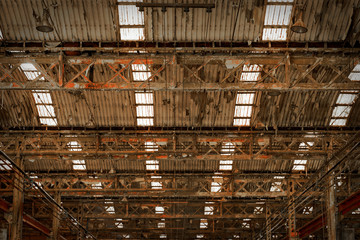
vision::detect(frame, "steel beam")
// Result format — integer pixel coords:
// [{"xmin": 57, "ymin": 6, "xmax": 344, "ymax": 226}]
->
[{"xmin": 1, "ymin": 41, "xmax": 360, "ymax": 54}]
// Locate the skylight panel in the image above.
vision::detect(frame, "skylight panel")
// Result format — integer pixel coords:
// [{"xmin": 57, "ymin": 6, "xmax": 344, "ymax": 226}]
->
[
  {"xmin": 197, "ymin": 235, "xmax": 204, "ymax": 239},
  {"xmin": 0, "ymin": 29, "xmax": 3, "ymax": 40},
  {"xmin": 132, "ymin": 64, "xmax": 148, "ymax": 71},
  {"xmin": 155, "ymin": 206, "xmax": 164, "ymax": 214},
  {"xmin": 221, "ymin": 142, "xmax": 235, "ymax": 155},
  {"xmin": 20, "ymin": 63, "xmax": 42, "ymax": 80},
  {"xmin": 204, "ymin": 202, "xmax": 214, "ymax": 216},
  {"xmin": 240, "ymin": 64, "xmax": 262, "ymax": 82},
  {"xmin": 200, "ymin": 219, "xmax": 208, "ymax": 229},
  {"xmin": 211, "ymin": 177, "xmax": 223, "ymax": 193},
  {"xmin": 135, "ymin": 92, "xmax": 154, "ymax": 104},
  {"xmin": 262, "ymin": 0, "xmax": 293, "ymax": 41},
  {"xmin": 262, "ymin": 28, "xmax": 287, "ymax": 41},
  {"xmin": 118, "ymin": 1, "xmax": 145, "ymax": 41},
  {"xmin": 39, "ymin": 118, "xmax": 57, "ymax": 126},
  {"xmin": 67, "ymin": 141, "xmax": 86, "ymax": 170},
  {"xmin": 292, "ymin": 160, "xmax": 307, "ymax": 171},
  {"xmin": 242, "ymin": 219, "xmax": 251, "ymax": 228},
  {"xmin": 106, "ymin": 203, "xmax": 115, "ymax": 214},
  {"xmin": 330, "ymin": 68, "xmax": 359, "ymax": 126},
  {"xmin": 22, "ymin": 63, "xmax": 58, "ymax": 126},
  {"xmin": 72, "ymin": 160, "xmax": 86, "ymax": 170},
  {"xmin": 136, "ymin": 105, "xmax": 154, "ymax": 117},
  {"xmin": 115, "ymin": 219, "xmax": 124, "ymax": 228},
  {"xmin": 236, "ymin": 92, "xmax": 255, "ymax": 104},
  {"xmin": 135, "ymin": 90, "xmax": 154, "ymax": 126},
  {"xmin": 264, "ymin": 5, "xmax": 292, "ymax": 25},
  {"xmin": 233, "ymin": 119, "xmax": 250, "ymax": 126},
  {"xmin": 137, "ymin": 118, "xmax": 154, "ymax": 126},
  {"xmin": 219, "ymin": 160, "xmax": 233, "ymax": 170},
  {"xmin": 133, "ymin": 71, "xmax": 151, "ymax": 81},
  {"xmin": 67, "ymin": 141, "xmax": 82, "ymax": 151},
  {"xmin": 36, "ymin": 105, "xmax": 56, "ymax": 117},
  {"xmin": 330, "ymin": 119, "xmax": 347, "ymax": 126},
  {"xmin": 145, "ymin": 141, "xmax": 158, "ymax": 151},
  {"xmin": 120, "ymin": 26, "xmax": 144, "ymax": 41},
  {"xmin": 151, "ymin": 176, "xmax": 162, "ymax": 190},
  {"xmin": 20, "ymin": 63, "xmax": 37, "ymax": 71},
  {"xmin": 160, "ymin": 234, "xmax": 167, "ymax": 238},
  {"xmin": 254, "ymin": 206, "xmax": 264, "ymax": 214},
  {"xmin": 332, "ymin": 106, "xmax": 351, "ymax": 118},
  {"xmin": 349, "ymin": 64, "xmax": 360, "ymax": 81},
  {"xmin": 118, "ymin": 5, "xmax": 144, "ymax": 25},
  {"xmin": 336, "ymin": 93, "xmax": 357, "ymax": 104},
  {"xmin": 270, "ymin": 176, "xmax": 284, "ymax": 192},
  {"xmin": 233, "ymin": 92, "xmax": 255, "ymax": 126},
  {"xmin": 0, "ymin": 159, "xmax": 12, "ymax": 171},
  {"xmin": 32, "ymin": 92, "xmax": 53, "ymax": 104},
  {"xmin": 146, "ymin": 160, "xmax": 159, "ymax": 170},
  {"xmin": 234, "ymin": 106, "xmax": 252, "ymax": 117},
  {"xmin": 302, "ymin": 206, "xmax": 313, "ymax": 215}
]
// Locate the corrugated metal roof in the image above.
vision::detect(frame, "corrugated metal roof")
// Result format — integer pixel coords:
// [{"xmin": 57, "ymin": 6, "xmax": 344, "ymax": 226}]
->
[
  {"xmin": 0, "ymin": 0, "xmax": 358, "ymax": 42},
  {"xmin": 0, "ymin": 0, "xmax": 117, "ymax": 42}
]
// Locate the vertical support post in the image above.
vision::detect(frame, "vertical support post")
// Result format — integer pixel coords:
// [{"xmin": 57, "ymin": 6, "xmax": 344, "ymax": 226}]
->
[
  {"xmin": 327, "ymin": 169, "xmax": 337, "ymax": 240},
  {"xmin": 10, "ymin": 147, "xmax": 24, "ymax": 240},
  {"xmin": 266, "ymin": 204, "xmax": 271, "ymax": 240},
  {"xmin": 285, "ymin": 53, "xmax": 290, "ymax": 86},
  {"xmin": 327, "ymin": 137, "xmax": 337, "ymax": 240},
  {"xmin": 51, "ymin": 193, "xmax": 61, "ymax": 240},
  {"xmin": 58, "ymin": 53, "xmax": 64, "ymax": 87},
  {"xmin": 288, "ymin": 180, "xmax": 298, "ymax": 240}
]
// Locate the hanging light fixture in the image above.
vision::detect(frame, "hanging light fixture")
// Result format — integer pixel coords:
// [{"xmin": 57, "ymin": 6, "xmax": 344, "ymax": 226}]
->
[
  {"xmin": 291, "ymin": 12, "xmax": 307, "ymax": 34},
  {"xmin": 35, "ymin": 8, "xmax": 54, "ymax": 33}
]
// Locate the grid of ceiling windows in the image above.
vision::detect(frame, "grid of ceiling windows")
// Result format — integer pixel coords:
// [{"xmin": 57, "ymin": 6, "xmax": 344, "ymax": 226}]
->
[
  {"xmin": 135, "ymin": 90, "xmax": 154, "ymax": 126},
  {"xmin": 219, "ymin": 142, "xmax": 235, "ymax": 171},
  {"xmin": 292, "ymin": 140, "xmax": 313, "ymax": 172},
  {"xmin": 67, "ymin": 141, "xmax": 86, "ymax": 170},
  {"xmin": 330, "ymin": 91, "xmax": 358, "ymax": 126},
  {"xmin": 329, "ymin": 64, "xmax": 359, "ymax": 126},
  {"xmin": 211, "ymin": 176, "xmax": 223, "ymax": 193},
  {"xmin": 117, "ymin": 1, "xmax": 145, "ymax": 40},
  {"xmin": 200, "ymin": 202, "xmax": 214, "ymax": 231},
  {"xmin": 233, "ymin": 92, "xmax": 255, "ymax": 126},
  {"xmin": 20, "ymin": 63, "xmax": 58, "ymax": 126},
  {"xmin": 145, "ymin": 142, "xmax": 159, "ymax": 170},
  {"xmin": 262, "ymin": 0, "xmax": 293, "ymax": 41},
  {"xmin": 270, "ymin": 176, "xmax": 284, "ymax": 192},
  {"xmin": 240, "ymin": 64, "xmax": 262, "ymax": 82}
]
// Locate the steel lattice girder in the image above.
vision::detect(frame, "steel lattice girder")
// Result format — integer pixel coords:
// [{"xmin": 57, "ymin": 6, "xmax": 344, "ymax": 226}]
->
[
  {"xmin": 0, "ymin": 53, "xmax": 359, "ymax": 91},
  {"xmin": 0, "ymin": 131, "xmax": 354, "ymax": 159},
  {"xmin": 1, "ymin": 173, "xmax": 358, "ymax": 198}
]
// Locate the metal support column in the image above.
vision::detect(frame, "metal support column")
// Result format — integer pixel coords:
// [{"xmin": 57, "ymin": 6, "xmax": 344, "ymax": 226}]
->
[
  {"xmin": 288, "ymin": 180, "xmax": 298, "ymax": 240},
  {"xmin": 51, "ymin": 193, "xmax": 61, "ymax": 240},
  {"xmin": 10, "ymin": 152, "xmax": 24, "ymax": 240},
  {"xmin": 327, "ymin": 171, "xmax": 337, "ymax": 240},
  {"xmin": 266, "ymin": 205, "xmax": 271, "ymax": 240}
]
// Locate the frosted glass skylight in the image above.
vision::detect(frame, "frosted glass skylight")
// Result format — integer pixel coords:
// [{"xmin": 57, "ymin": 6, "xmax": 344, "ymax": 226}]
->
[
  {"xmin": 262, "ymin": 1, "xmax": 293, "ymax": 41},
  {"xmin": 233, "ymin": 92, "xmax": 255, "ymax": 126},
  {"xmin": 118, "ymin": 2, "xmax": 145, "ymax": 41},
  {"xmin": 330, "ymin": 90, "xmax": 358, "ymax": 126},
  {"xmin": 135, "ymin": 90, "xmax": 154, "ymax": 126}
]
